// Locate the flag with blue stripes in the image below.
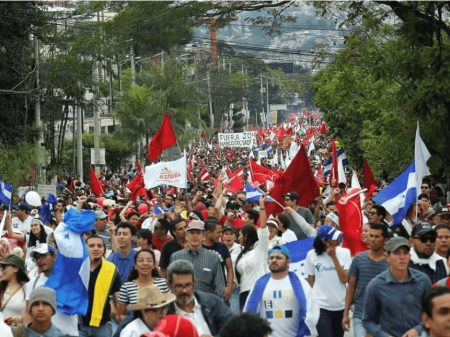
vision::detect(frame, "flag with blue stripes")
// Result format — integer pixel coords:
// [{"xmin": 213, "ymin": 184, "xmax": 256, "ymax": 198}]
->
[
  {"xmin": 373, "ymin": 161, "xmax": 417, "ymax": 225},
  {"xmin": 244, "ymin": 184, "xmax": 274, "ymax": 203},
  {"xmin": 154, "ymin": 205, "xmax": 175, "ymax": 215},
  {"xmin": 45, "ymin": 207, "xmax": 96, "ymax": 315},
  {"xmin": 0, "ymin": 180, "xmax": 12, "ymax": 206},
  {"xmin": 323, "ymin": 148, "xmax": 349, "ymax": 176}
]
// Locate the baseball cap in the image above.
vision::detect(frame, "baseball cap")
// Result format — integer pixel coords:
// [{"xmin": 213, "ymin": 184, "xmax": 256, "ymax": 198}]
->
[
  {"xmin": 222, "ymin": 225, "xmax": 237, "ymax": 234},
  {"xmin": 385, "ymin": 237, "xmax": 411, "ymax": 253},
  {"xmin": 283, "ymin": 192, "xmax": 298, "ymax": 200},
  {"xmin": 30, "ymin": 243, "xmax": 56, "ymax": 258},
  {"xmin": 29, "ymin": 287, "xmax": 57, "ymax": 313},
  {"xmin": 317, "ymin": 225, "xmax": 343, "ymax": 241},
  {"xmin": 15, "ymin": 203, "xmax": 30, "ymax": 211},
  {"xmin": 186, "ymin": 220, "xmax": 205, "ymax": 231},
  {"xmin": 268, "ymin": 245, "xmax": 291, "ymax": 259},
  {"xmin": 95, "ymin": 210, "xmax": 107, "ymax": 220},
  {"xmin": 411, "ymin": 223, "xmax": 435, "ymax": 237}
]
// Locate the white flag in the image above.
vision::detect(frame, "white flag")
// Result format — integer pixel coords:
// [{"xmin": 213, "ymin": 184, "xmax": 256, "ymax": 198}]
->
[
  {"xmin": 415, "ymin": 122, "xmax": 431, "ymax": 195},
  {"xmin": 144, "ymin": 155, "xmax": 187, "ymax": 189}
]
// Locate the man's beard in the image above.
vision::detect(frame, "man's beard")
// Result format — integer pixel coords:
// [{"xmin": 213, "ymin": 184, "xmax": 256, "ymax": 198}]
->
[{"xmin": 176, "ymin": 294, "xmax": 195, "ymax": 307}]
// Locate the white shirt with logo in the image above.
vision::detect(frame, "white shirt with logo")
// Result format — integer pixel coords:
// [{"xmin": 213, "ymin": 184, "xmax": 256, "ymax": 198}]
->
[{"xmin": 304, "ymin": 246, "xmax": 351, "ymax": 310}]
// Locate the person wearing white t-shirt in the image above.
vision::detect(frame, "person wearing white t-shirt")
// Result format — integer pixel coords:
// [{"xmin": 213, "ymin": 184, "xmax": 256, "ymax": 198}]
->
[
  {"xmin": 11, "ymin": 204, "xmax": 33, "ymax": 234},
  {"xmin": 244, "ymin": 245, "xmax": 315, "ymax": 337},
  {"xmin": 304, "ymin": 225, "xmax": 351, "ymax": 337}
]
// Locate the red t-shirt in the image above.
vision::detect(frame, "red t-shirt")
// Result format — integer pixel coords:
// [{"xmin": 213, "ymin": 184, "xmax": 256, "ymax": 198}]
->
[{"xmin": 151, "ymin": 236, "xmax": 173, "ymax": 251}]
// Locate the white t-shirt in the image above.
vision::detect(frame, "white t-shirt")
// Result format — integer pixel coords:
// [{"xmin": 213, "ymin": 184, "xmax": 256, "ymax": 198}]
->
[
  {"xmin": 120, "ymin": 318, "xmax": 150, "ymax": 337},
  {"xmin": 25, "ymin": 273, "xmax": 78, "ymax": 336},
  {"xmin": 304, "ymin": 246, "xmax": 351, "ymax": 310},
  {"xmin": 282, "ymin": 229, "xmax": 297, "ymax": 243},
  {"xmin": 11, "ymin": 215, "xmax": 32, "ymax": 234},
  {"xmin": 259, "ymin": 275, "xmax": 300, "ymax": 337}
]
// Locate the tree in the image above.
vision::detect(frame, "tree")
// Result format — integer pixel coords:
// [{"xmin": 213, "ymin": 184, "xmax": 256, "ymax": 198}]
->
[{"xmin": 313, "ymin": 2, "xmax": 450, "ymax": 184}]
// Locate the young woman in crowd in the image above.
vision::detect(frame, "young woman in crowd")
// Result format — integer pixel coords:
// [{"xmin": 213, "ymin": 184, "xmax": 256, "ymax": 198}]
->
[
  {"xmin": 235, "ymin": 195, "xmax": 269, "ymax": 310},
  {"xmin": 221, "ymin": 225, "xmax": 242, "ymax": 314},
  {"xmin": 0, "ymin": 254, "xmax": 29, "ymax": 326},
  {"xmin": 117, "ymin": 249, "xmax": 169, "ymax": 319},
  {"xmin": 304, "ymin": 225, "xmax": 352, "ymax": 337}
]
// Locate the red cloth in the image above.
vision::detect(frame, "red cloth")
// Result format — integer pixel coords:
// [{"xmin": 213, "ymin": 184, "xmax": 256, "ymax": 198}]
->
[
  {"xmin": 151, "ymin": 235, "xmax": 173, "ymax": 252},
  {"xmin": 266, "ymin": 145, "xmax": 320, "ymax": 216},
  {"xmin": 89, "ymin": 167, "xmax": 104, "ymax": 197},
  {"xmin": 126, "ymin": 172, "xmax": 148, "ymax": 202},
  {"xmin": 363, "ymin": 159, "xmax": 378, "ymax": 198},
  {"xmin": 147, "ymin": 112, "xmax": 177, "ymax": 161},
  {"xmin": 336, "ymin": 188, "xmax": 368, "ymax": 256}
]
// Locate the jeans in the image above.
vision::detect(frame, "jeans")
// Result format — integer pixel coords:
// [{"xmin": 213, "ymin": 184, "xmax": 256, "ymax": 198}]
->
[
  {"xmin": 79, "ymin": 322, "xmax": 112, "ymax": 337},
  {"xmin": 353, "ymin": 316, "xmax": 367, "ymax": 337},
  {"xmin": 229, "ymin": 287, "xmax": 241, "ymax": 314},
  {"xmin": 239, "ymin": 291, "xmax": 250, "ymax": 311},
  {"xmin": 316, "ymin": 308, "xmax": 345, "ymax": 337}
]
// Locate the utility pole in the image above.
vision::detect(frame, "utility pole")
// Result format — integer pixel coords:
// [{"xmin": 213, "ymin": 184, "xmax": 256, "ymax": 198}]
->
[
  {"xmin": 76, "ymin": 103, "xmax": 83, "ymax": 181},
  {"xmin": 266, "ymin": 77, "xmax": 270, "ymax": 125},
  {"xmin": 260, "ymin": 74, "xmax": 264, "ymax": 127},
  {"xmin": 93, "ymin": 64, "xmax": 100, "ymax": 172},
  {"xmin": 34, "ymin": 35, "xmax": 45, "ymax": 180},
  {"xmin": 207, "ymin": 70, "xmax": 214, "ymax": 128},
  {"xmin": 130, "ymin": 44, "xmax": 136, "ymax": 85},
  {"xmin": 129, "ymin": 42, "xmax": 140, "ymax": 160}
]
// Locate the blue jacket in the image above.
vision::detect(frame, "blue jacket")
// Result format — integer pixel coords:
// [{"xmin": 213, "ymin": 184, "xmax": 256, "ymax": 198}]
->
[{"xmin": 168, "ymin": 290, "xmax": 233, "ymax": 336}]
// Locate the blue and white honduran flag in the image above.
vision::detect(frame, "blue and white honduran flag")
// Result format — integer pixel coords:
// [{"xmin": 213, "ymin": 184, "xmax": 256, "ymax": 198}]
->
[
  {"xmin": 154, "ymin": 205, "xmax": 175, "ymax": 215},
  {"xmin": 284, "ymin": 237, "xmax": 315, "ymax": 278},
  {"xmin": 0, "ymin": 180, "xmax": 13, "ymax": 206},
  {"xmin": 323, "ymin": 147, "xmax": 349, "ymax": 176},
  {"xmin": 39, "ymin": 193, "xmax": 57, "ymax": 225},
  {"xmin": 373, "ymin": 161, "xmax": 417, "ymax": 225},
  {"xmin": 45, "ymin": 207, "xmax": 95, "ymax": 315},
  {"xmin": 243, "ymin": 184, "xmax": 275, "ymax": 203}
]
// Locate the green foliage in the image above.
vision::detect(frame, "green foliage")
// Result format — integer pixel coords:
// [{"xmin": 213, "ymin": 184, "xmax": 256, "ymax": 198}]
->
[
  {"xmin": 0, "ymin": 141, "xmax": 43, "ymax": 199},
  {"xmin": 313, "ymin": 2, "xmax": 450, "ymax": 180}
]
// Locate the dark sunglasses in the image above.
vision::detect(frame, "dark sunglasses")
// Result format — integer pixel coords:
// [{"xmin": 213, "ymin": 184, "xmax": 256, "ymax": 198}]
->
[{"xmin": 413, "ymin": 236, "xmax": 436, "ymax": 243}]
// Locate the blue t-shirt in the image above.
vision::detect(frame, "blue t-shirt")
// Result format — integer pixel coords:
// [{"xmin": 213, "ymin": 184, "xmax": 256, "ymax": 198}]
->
[
  {"xmin": 107, "ymin": 249, "xmax": 136, "ymax": 284},
  {"xmin": 348, "ymin": 251, "xmax": 388, "ymax": 318}
]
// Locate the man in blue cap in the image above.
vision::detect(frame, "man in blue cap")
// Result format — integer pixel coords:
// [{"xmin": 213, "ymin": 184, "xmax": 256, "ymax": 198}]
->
[{"xmin": 244, "ymin": 245, "xmax": 315, "ymax": 337}]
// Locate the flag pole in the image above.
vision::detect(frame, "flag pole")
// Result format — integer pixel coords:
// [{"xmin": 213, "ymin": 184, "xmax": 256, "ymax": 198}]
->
[{"xmin": 256, "ymin": 187, "xmax": 285, "ymax": 210}]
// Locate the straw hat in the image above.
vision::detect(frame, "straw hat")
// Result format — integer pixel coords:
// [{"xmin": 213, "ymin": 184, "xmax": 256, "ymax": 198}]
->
[{"xmin": 129, "ymin": 285, "xmax": 176, "ymax": 311}]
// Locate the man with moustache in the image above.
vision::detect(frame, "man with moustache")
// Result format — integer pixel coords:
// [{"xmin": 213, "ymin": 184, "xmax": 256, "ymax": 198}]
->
[
  {"xmin": 244, "ymin": 245, "xmax": 314, "ymax": 337},
  {"xmin": 166, "ymin": 259, "xmax": 232, "ymax": 337}
]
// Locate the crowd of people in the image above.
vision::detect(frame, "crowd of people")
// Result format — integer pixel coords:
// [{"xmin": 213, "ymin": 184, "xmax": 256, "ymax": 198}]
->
[{"xmin": 0, "ymin": 114, "xmax": 449, "ymax": 337}]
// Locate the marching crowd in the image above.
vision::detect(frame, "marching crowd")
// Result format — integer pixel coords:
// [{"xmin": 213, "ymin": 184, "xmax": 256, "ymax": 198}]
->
[{"xmin": 0, "ymin": 117, "xmax": 449, "ymax": 337}]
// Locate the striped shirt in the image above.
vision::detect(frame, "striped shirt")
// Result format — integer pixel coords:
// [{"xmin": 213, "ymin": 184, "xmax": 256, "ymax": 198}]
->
[
  {"xmin": 170, "ymin": 247, "xmax": 225, "ymax": 297},
  {"xmin": 349, "ymin": 251, "xmax": 388, "ymax": 318},
  {"xmin": 118, "ymin": 278, "xmax": 170, "ymax": 305}
]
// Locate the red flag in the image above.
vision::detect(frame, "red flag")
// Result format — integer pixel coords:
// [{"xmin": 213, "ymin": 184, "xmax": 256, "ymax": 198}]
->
[
  {"xmin": 225, "ymin": 176, "xmax": 244, "ymax": 193},
  {"xmin": 266, "ymin": 145, "xmax": 320, "ymax": 215},
  {"xmin": 200, "ymin": 167, "xmax": 211, "ymax": 182},
  {"xmin": 249, "ymin": 160, "xmax": 279, "ymax": 186},
  {"xmin": 89, "ymin": 167, "xmax": 104, "ymax": 197},
  {"xmin": 363, "ymin": 160, "xmax": 378, "ymax": 198},
  {"xmin": 336, "ymin": 188, "xmax": 368, "ymax": 256},
  {"xmin": 229, "ymin": 166, "xmax": 244, "ymax": 180},
  {"xmin": 147, "ymin": 112, "xmax": 177, "ymax": 161},
  {"xmin": 127, "ymin": 173, "xmax": 148, "ymax": 202}
]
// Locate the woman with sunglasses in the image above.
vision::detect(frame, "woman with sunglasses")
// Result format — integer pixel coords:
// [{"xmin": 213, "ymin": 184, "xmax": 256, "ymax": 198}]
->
[
  {"xmin": 0, "ymin": 254, "xmax": 29, "ymax": 326},
  {"xmin": 117, "ymin": 249, "xmax": 169, "ymax": 319},
  {"xmin": 119, "ymin": 285, "xmax": 176, "ymax": 337}
]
